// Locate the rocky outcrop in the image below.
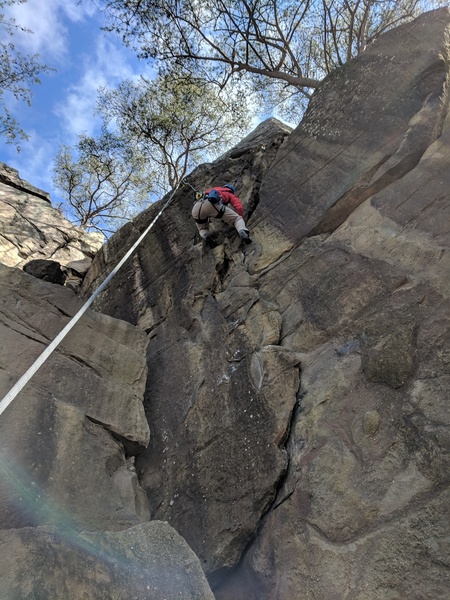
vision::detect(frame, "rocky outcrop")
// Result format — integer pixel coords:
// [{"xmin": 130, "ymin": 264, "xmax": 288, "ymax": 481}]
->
[
  {"xmin": 0, "ymin": 263, "xmax": 216, "ymax": 597},
  {"xmin": 0, "ymin": 263, "xmax": 150, "ymax": 531},
  {"xmin": 81, "ymin": 9, "xmax": 450, "ymax": 599},
  {"xmin": 0, "ymin": 162, "xmax": 103, "ymax": 286},
  {"xmin": 0, "ymin": 521, "xmax": 215, "ymax": 600},
  {"xmin": 23, "ymin": 258, "xmax": 67, "ymax": 285},
  {"xmin": 81, "ymin": 117, "xmax": 295, "ymax": 576}
]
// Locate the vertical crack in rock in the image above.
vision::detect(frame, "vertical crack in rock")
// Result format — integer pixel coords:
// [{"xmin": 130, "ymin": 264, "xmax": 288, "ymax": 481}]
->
[
  {"xmin": 246, "ymin": 188, "xmax": 260, "ymax": 219},
  {"xmin": 213, "ymin": 251, "xmax": 232, "ymax": 293},
  {"xmin": 270, "ymin": 370, "xmax": 305, "ymax": 511},
  {"xmin": 209, "ymin": 364, "xmax": 302, "ymax": 593}
]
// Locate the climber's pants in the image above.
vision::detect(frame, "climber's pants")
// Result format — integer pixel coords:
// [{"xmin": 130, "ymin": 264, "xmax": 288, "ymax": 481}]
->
[{"xmin": 192, "ymin": 200, "xmax": 246, "ymax": 239}]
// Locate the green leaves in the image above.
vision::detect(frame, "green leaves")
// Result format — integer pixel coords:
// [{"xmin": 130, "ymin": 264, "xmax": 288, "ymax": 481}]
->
[
  {"xmin": 0, "ymin": 0, "xmax": 52, "ymax": 150},
  {"xmin": 53, "ymin": 67, "xmax": 250, "ymax": 235},
  {"xmin": 99, "ymin": 0, "xmax": 443, "ymax": 121},
  {"xmin": 52, "ymin": 130, "xmax": 153, "ymax": 235},
  {"xmin": 98, "ymin": 69, "xmax": 250, "ymax": 189}
]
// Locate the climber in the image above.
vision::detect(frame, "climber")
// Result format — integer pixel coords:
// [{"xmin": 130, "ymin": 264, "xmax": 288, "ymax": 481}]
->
[{"xmin": 191, "ymin": 184, "xmax": 252, "ymax": 246}]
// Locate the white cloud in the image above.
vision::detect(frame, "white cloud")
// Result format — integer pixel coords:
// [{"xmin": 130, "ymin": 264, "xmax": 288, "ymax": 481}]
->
[
  {"xmin": 5, "ymin": 0, "xmax": 97, "ymax": 63},
  {"xmin": 60, "ymin": 0, "xmax": 97, "ymax": 22},
  {"xmin": 4, "ymin": 129, "xmax": 57, "ymax": 194},
  {"xmin": 54, "ymin": 33, "xmax": 154, "ymax": 140}
]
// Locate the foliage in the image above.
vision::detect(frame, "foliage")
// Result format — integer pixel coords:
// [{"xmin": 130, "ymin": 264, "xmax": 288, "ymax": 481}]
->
[
  {"xmin": 52, "ymin": 130, "xmax": 153, "ymax": 235},
  {"xmin": 54, "ymin": 0, "xmax": 444, "ymax": 233},
  {"xmin": 97, "ymin": 70, "xmax": 251, "ymax": 191},
  {"xmin": 53, "ymin": 68, "xmax": 249, "ymax": 235},
  {"xmin": 0, "ymin": 0, "xmax": 52, "ymax": 150},
  {"xmin": 99, "ymin": 0, "xmax": 443, "ymax": 119}
]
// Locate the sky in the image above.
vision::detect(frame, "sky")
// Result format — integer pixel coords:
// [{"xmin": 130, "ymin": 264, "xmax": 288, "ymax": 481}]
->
[{"xmin": 0, "ymin": 0, "xmax": 156, "ymax": 207}]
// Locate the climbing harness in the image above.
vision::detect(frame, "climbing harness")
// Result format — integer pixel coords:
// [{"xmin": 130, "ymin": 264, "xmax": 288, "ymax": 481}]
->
[
  {"xmin": 0, "ymin": 182, "xmax": 182, "ymax": 417},
  {"xmin": 194, "ymin": 197, "xmax": 209, "ymax": 224},
  {"xmin": 191, "ymin": 185, "xmax": 226, "ymax": 223},
  {"xmin": 213, "ymin": 203, "xmax": 226, "ymax": 218},
  {"xmin": 186, "ymin": 181, "xmax": 209, "ymax": 224}
]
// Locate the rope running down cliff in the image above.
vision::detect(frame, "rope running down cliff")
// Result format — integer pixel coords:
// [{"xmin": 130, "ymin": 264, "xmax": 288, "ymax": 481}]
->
[{"xmin": 0, "ymin": 184, "xmax": 181, "ymax": 417}]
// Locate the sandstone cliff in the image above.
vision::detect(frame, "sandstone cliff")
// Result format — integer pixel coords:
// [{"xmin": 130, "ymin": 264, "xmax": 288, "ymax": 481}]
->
[
  {"xmin": 0, "ymin": 180, "xmax": 215, "ymax": 595},
  {"xmin": 0, "ymin": 8, "xmax": 449, "ymax": 600},
  {"xmin": 0, "ymin": 162, "xmax": 103, "ymax": 288},
  {"xmin": 0, "ymin": 263, "xmax": 214, "ymax": 598},
  {"xmin": 82, "ymin": 8, "xmax": 450, "ymax": 599}
]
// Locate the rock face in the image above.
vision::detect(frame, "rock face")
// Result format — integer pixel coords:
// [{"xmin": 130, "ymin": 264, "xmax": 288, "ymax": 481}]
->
[
  {"xmin": 0, "ymin": 263, "xmax": 150, "ymax": 531},
  {"xmin": 82, "ymin": 117, "xmax": 295, "ymax": 575},
  {"xmin": 81, "ymin": 9, "xmax": 450, "ymax": 599},
  {"xmin": 0, "ymin": 263, "xmax": 216, "ymax": 597},
  {"xmin": 0, "ymin": 522, "xmax": 215, "ymax": 600},
  {"xmin": 23, "ymin": 258, "xmax": 67, "ymax": 285},
  {"xmin": 0, "ymin": 162, "xmax": 103, "ymax": 278}
]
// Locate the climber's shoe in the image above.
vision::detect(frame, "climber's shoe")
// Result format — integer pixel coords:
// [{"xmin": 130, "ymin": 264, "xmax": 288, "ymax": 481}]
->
[
  {"xmin": 203, "ymin": 233, "xmax": 217, "ymax": 248},
  {"xmin": 239, "ymin": 230, "xmax": 252, "ymax": 244}
]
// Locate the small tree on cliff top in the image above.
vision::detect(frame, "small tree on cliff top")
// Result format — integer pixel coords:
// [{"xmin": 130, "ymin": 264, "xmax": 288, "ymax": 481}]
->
[
  {"xmin": 53, "ymin": 71, "xmax": 249, "ymax": 234},
  {"xmin": 53, "ymin": 130, "xmax": 152, "ymax": 235},
  {"xmin": 97, "ymin": 71, "xmax": 250, "ymax": 191}
]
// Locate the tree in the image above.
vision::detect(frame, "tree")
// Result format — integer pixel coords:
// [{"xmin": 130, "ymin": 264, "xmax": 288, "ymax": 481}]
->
[
  {"xmin": 97, "ymin": 71, "xmax": 250, "ymax": 191},
  {"xmin": 52, "ymin": 130, "xmax": 153, "ymax": 235},
  {"xmin": 316, "ymin": 0, "xmax": 425, "ymax": 73},
  {"xmin": 99, "ymin": 0, "xmax": 442, "ymax": 117},
  {"xmin": 0, "ymin": 0, "xmax": 52, "ymax": 150},
  {"xmin": 53, "ymin": 70, "xmax": 249, "ymax": 235}
]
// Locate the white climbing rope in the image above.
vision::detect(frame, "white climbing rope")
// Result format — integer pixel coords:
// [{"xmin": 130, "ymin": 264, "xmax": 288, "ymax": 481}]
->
[{"xmin": 0, "ymin": 185, "xmax": 181, "ymax": 417}]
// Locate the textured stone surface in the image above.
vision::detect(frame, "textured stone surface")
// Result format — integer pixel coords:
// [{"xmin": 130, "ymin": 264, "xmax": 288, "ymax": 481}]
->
[
  {"xmin": 0, "ymin": 162, "xmax": 103, "ymax": 271},
  {"xmin": 249, "ymin": 8, "xmax": 450, "ymax": 272},
  {"xmin": 0, "ymin": 263, "xmax": 150, "ymax": 531},
  {"xmin": 81, "ymin": 10, "xmax": 450, "ymax": 599},
  {"xmin": 0, "ymin": 222, "xmax": 214, "ymax": 598},
  {"xmin": 212, "ymin": 10, "xmax": 450, "ymax": 599},
  {"xmin": 0, "ymin": 521, "xmax": 215, "ymax": 600},
  {"xmin": 81, "ymin": 118, "xmax": 295, "ymax": 574}
]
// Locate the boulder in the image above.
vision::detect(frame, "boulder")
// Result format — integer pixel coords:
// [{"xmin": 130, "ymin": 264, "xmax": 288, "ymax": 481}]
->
[
  {"xmin": 0, "ymin": 263, "xmax": 150, "ymax": 531},
  {"xmin": 23, "ymin": 259, "xmax": 67, "ymax": 285},
  {"xmin": 0, "ymin": 521, "xmax": 215, "ymax": 600}
]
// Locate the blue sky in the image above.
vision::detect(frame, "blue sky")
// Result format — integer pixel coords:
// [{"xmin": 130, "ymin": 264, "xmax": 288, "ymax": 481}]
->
[{"xmin": 0, "ymin": 0, "xmax": 156, "ymax": 206}]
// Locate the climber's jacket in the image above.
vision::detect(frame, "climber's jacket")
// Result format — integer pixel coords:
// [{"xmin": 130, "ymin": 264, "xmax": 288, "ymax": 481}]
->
[{"xmin": 205, "ymin": 187, "xmax": 244, "ymax": 217}]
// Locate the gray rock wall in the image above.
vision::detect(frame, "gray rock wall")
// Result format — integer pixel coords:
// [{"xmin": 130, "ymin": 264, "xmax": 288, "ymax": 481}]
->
[
  {"xmin": 0, "ymin": 263, "xmax": 150, "ymax": 531},
  {"xmin": 0, "ymin": 263, "xmax": 216, "ymax": 597},
  {"xmin": 81, "ymin": 118, "xmax": 294, "ymax": 575},
  {"xmin": 0, "ymin": 162, "xmax": 103, "ymax": 271},
  {"xmin": 0, "ymin": 522, "xmax": 215, "ymax": 600},
  {"xmin": 82, "ymin": 9, "xmax": 450, "ymax": 599}
]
